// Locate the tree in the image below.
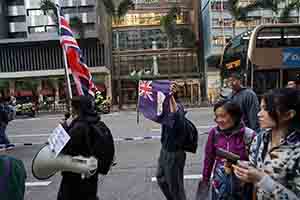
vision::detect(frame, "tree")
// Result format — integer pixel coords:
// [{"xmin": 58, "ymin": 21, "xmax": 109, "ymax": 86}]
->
[
  {"xmin": 41, "ymin": 0, "xmax": 85, "ymax": 38},
  {"xmin": 244, "ymin": 0, "xmax": 299, "ymax": 23},
  {"xmin": 0, "ymin": 80, "xmax": 9, "ymax": 96},
  {"xmin": 160, "ymin": 6, "xmax": 196, "ymax": 77},
  {"xmin": 70, "ymin": 16, "xmax": 84, "ymax": 38},
  {"xmin": 160, "ymin": 7, "xmax": 179, "ymax": 49},
  {"xmin": 102, "ymin": 0, "xmax": 134, "ymax": 25},
  {"xmin": 16, "ymin": 80, "xmax": 40, "ymax": 104},
  {"xmin": 279, "ymin": 0, "xmax": 300, "ymax": 23},
  {"xmin": 101, "ymin": 0, "xmax": 134, "ymax": 108},
  {"xmin": 40, "ymin": 0, "xmax": 58, "ymax": 23},
  {"xmin": 227, "ymin": 0, "xmax": 260, "ymax": 37}
]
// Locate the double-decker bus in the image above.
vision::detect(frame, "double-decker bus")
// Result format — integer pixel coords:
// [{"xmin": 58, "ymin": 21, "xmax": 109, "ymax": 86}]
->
[
  {"xmin": 247, "ymin": 23, "xmax": 300, "ymax": 97},
  {"xmin": 221, "ymin": 24, "xmax": 300, "ymax": 98},
  {"xmin": 220, "ymin": 30, "xmax": 252, "ymax": 78}
]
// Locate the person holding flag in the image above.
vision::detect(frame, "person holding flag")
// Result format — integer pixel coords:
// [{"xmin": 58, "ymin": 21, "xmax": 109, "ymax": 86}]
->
[
  {"xmin": 138, "ymin": 81, "xmax": 187, "ymax": 200},
  {"xmin": 53, "ymin": 3, "xmax": 109, "ymax": 200}
]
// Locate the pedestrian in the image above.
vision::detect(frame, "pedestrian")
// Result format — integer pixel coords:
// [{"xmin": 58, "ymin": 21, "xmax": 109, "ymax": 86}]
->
[
  {"xmin": 233, "ymin": 88, "xmax": 300, "ymax": 200},
  {"xmin": 8, "ymin": 95, "xmax": 16, "ymax": 120},
  {"xmin": 57, "ymin": 96, "xmax": 101, "ymax": 200},
  {"xmin": 0, "ymin": 94, "xmax": 13, "ymax": 148},
  {"xmin": 156, "ymin": 82, "xmax": 187, "ymax": 200},
  {"xmin": 286, "ymin": 80, "xmax": 297, "ymax": 88},
  {"xmin": 196, "ymin": 99, "xmax": 256, "ymax": 200},
  {"xmin": 228, "ymin": 72, "xmax": 260, "ymax": 132}
]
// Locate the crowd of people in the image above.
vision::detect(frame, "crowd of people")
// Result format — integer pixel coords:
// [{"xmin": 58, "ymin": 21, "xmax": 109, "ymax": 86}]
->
[{"xmin": 0, "ymin": 72, "xmax": 300, "ymax": 200}]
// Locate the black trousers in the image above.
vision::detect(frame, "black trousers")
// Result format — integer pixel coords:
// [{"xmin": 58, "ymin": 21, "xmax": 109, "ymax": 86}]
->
[
  {"xmin": 57, "ymin": 173, "xmax": 99, "ymax": 200},
  {"xmin": 156, "ymin": 148, "xmax": 187, "ymax": 200}
]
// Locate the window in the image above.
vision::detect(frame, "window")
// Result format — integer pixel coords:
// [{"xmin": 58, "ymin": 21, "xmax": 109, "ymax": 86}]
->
[
  {"xmin": 28, "ymin": 26, "xmax": 45, "ymax": 33},
  {"xmin": 212, "ymin": 18, "xmax": 232, "ymax": 27},
  {"xmin": 8, "ymin": 16, "xmax": 26, "ymax": 23},
  {"xmin": 283, "ymin": 26, "xmax": 300, "ymax": 47},
  {"xmin": 84, "ymin": 23, "xmax": 95, "ymax": 31},
  {"xmin": 8, "ymin": 0, "xmax": 24, "ymax": 6},
  {"xmin": 27, "ymin": 9, "xmax": 44, "ymax": 16},
  {"xmin": 45, "ymin": 25, "xmax": 57, "ymax": 33},
  {"xmin": 113, "ymin": 11, "xmax": 190, "ymax": 27}
]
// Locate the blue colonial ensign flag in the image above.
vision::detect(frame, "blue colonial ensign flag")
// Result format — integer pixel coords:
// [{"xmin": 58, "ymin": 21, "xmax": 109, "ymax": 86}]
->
[{"xmin": 138, "ymin": 80, "xmax": 172, "ymax": 125}]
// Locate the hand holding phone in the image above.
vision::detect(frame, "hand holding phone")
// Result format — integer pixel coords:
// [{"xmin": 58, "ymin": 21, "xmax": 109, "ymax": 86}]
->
[{"xmin": 215, "ymin": 148, "xmax": 240, "ymax": 164}]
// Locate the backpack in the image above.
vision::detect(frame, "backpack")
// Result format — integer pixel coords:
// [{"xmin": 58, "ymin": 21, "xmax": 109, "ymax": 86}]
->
[
  {"xmin": 0, "ymin": 105, "xmax": 14, "ymax": 123},
  {"xmin": 5, "ymin": 106, "xmax": 14, "ymax": 122},
  {"xmin": 85, "ymin": 121, "xmax": 115, "ymax": 175},
  {"xmin": 182, "ymin": 117, "xmax": 198, "ymax": 153},
  {"xmin": 0, "ymin": 156, "xmax": 26, "ymax": 200}
]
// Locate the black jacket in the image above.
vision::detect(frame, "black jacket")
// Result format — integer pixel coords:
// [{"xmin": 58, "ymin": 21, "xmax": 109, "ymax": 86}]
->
[
  {"xmin": 58, "ymin": 96, "xmax": 100, "ymax": 200},
  {"xmin": 231, "ymin": 87, "xmax": 260, "ymax": 132},
  {"xmin": 161, "ymin": 104, "xmax": 186, "ymax": 152}
]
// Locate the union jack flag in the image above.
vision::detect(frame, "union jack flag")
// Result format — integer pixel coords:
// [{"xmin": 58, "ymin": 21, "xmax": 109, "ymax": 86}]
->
[
  {"xmin": 57, "ymin": 5, "xmax": 97, "ymax": 96},
  {"xmin": 138, "ymin": 80, "xmax": 173, "ymax": 126},
  {"xmin": 139, "ymin": 81, "xmax": 153, "ymax": 101}
]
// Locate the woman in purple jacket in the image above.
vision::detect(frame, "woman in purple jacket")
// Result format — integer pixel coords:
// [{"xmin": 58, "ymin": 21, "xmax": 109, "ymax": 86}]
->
[{"xmin": 197, "ymin": 100, "xmax": 256, "ymax": 200}]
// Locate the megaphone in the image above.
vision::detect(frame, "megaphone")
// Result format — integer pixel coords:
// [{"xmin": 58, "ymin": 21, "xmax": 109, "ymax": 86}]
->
[{"xmin": 32, "ymin": 145, "xmax": 98, "ymax": 180}]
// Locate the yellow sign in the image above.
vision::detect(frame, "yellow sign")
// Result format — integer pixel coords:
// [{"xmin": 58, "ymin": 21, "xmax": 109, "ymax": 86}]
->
[{"xmin": 226, "ymin": 60, "xmax": 241, "ymax": 69}]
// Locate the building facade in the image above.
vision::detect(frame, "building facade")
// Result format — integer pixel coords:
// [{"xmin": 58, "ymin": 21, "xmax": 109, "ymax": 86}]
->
[
  {"xmin": 210, "ymin": 0, "xmax": 300, "ymax": 56},
  {"xmin": 0, "ymin": 0, "xmax": 110, "ymax": 105},
  {"xmin": 206, "ymin": 0, "xmax": 300, "ymax": 103},
  {"xmin": 111, "ymin": 0, "xmax": 202, "ymax": 107}
]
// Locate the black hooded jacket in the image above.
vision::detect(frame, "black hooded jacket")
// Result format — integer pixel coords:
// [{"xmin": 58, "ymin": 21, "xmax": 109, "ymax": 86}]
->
[{"xmin": 57, "ymin": 96, "xmax": 100, "ymax": 200}]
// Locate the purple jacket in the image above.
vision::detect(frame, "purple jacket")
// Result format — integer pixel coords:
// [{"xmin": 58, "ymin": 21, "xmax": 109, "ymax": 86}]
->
[{"xmin": 202, "ymin": 125, "xmax": 256, "ymax": 182}]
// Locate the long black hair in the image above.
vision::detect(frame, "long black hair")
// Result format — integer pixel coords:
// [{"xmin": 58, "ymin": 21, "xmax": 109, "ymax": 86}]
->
[{"xmin": 262, "ymin": 88, "xmax": 300, "ymax": 130}]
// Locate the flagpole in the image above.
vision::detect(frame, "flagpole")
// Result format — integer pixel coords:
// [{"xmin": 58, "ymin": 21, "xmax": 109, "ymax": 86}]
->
[
  {"xmin": 137, "ymin": 80, "xmax": 140, "ymax": 124},
  {"xmin": 56, "ymin": 5, "xmax": 72, "ymax": 112}
]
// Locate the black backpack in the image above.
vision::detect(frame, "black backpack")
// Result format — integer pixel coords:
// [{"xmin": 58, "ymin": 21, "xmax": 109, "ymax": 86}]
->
[
  {"xmin": 182, "ymin": 118, "xmax": 198, "ymax": 153},
  {"xmin": 0, "ymin": 104, "xmax": 11, "ymax": 123},
  {"xmin": 86, "ymin": 121, "xmax": 115, "ymax": 175}
]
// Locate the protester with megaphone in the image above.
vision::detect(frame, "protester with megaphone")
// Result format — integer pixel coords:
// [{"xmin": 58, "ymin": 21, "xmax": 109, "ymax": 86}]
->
[{"xmin": 56, "ymin": 95, "xmax": 115, "ymax": 200}]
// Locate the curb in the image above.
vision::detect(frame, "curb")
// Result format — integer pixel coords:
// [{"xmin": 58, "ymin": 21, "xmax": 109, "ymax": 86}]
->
[{"xmin": 0, "ymin": 132, "xmax": 208, "ymax": 152}]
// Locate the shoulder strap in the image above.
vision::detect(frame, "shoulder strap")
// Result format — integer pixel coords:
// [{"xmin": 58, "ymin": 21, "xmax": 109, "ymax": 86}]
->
[
  {"xmin": 253, "ymin": 133, "xmax": 263, "ymax": 167},
  {"xmin": 211, "ymin": 127, "xmax": 218, "ymax": 145}
]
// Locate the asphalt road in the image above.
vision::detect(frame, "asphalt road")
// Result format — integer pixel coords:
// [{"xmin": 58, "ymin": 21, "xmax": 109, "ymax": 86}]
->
[{"xmin": 0, "ymin": 107, "xmax": 214, "ymax": 200}]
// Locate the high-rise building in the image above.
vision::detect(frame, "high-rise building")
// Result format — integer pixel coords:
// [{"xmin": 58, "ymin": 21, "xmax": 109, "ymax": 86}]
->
[
  {"xmin": 111, "ymin": 0, "xmax": 202, "ymax": 107},
  {"xmin": 0, "ymin": 0, "xmax": 110, "ymax": 104},
  {"xmin": 210, "ymin": 0, "xmax": 300, "ymax": 58}
]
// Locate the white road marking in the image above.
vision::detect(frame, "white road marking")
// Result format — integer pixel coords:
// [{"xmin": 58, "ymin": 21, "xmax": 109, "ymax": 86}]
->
[
  {"xmin": 25, "ymin": 181, "xmax": 52, "ymax": 187},
  {"xmin": 151, "ymin": 174, "xmax": 202, "ymax": 182},
  {"xmin": 151, "ymin": 125, "xmax": 213, "ymax": 132},
  {"xmin": 12, "ymin": 112, "xmax": 119, "ymax": 122},
  {"xmin": 9, "ymin": 134, "xmax": 50, "ymax": 138},
  {"xmin": 13, "ymin": 116, "xmax": 61, "ymax": 122}
]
